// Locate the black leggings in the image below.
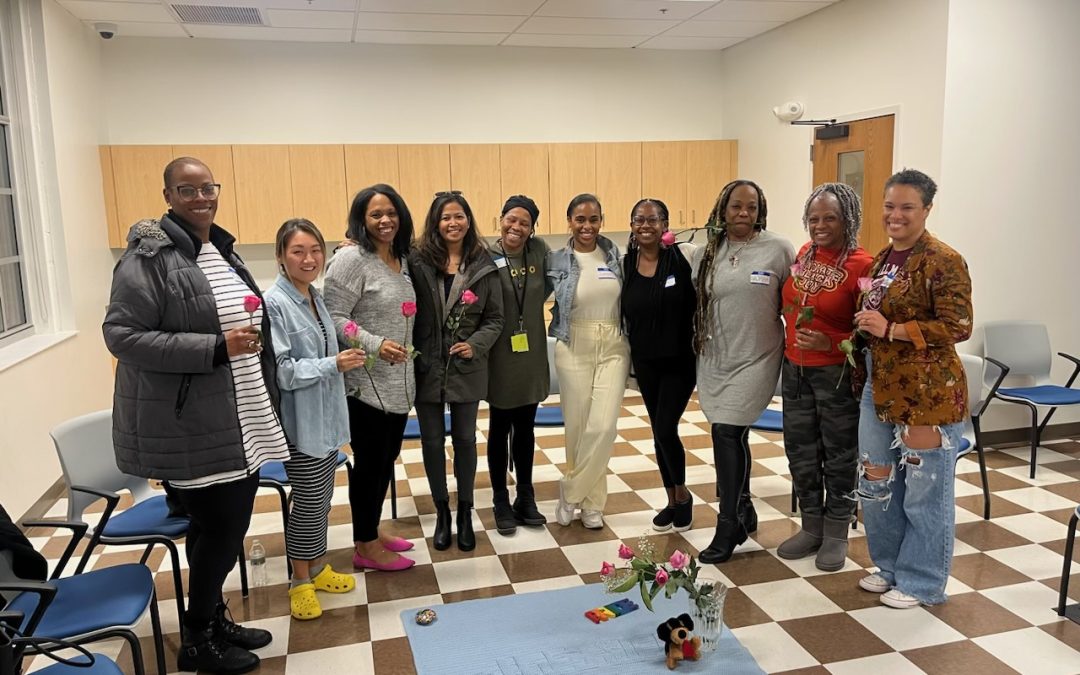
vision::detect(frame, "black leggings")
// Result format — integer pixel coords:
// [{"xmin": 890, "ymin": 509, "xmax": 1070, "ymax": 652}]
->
[
  {"xmin": 347, "ymin": 397, "xmax": 408, "ymax": 543},
  {"xmin": 487, "ymin": 403, "xmax": 539, "ymax": 492},
  {"xmin": 711, "ymin": 423, "xmax": 751, "ymax": 521},
  {"xmin": 172, "ymin": 474, "xmax": 259, "ymax": 633},
  {"xmin": 634, "ymin": 356, "xmax": 696, "ymax": 488}
]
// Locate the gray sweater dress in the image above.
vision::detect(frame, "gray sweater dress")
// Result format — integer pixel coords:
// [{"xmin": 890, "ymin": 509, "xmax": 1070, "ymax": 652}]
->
[{"xmin": 691, "ymin": 230, "xmax": 795, "ymax": 426}]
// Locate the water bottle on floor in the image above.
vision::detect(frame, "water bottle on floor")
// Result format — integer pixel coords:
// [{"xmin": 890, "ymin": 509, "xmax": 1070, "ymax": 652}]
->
[{"xmin": 249, "ymin": 539, "xmax": 267, "ymax": 588}]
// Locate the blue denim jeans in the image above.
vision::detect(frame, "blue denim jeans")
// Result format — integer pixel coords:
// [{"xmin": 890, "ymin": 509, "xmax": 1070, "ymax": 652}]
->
[{"xmin": 858, "ymin": 353, "xmax": 963, "ymax": 605}]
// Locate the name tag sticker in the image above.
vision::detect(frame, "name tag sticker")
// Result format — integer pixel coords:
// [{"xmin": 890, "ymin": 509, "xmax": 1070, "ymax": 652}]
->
[
  {"xmin": 494, "ymin": 256, "xmax": 509, "ymax": 269},
  {"xmin": 664, "ymin": 275, "xmax": 676, "ymax": 288},
  {"xmin": 750, "ymin": 271, "xmax": 772, "ymax": 286},
  {"xmin": 597, "ymin": 266, "xmax": 617, "ymax": 280},
  {"xmin": 511, "ymin": 331, "xmax": 530, "ymax": 353}
]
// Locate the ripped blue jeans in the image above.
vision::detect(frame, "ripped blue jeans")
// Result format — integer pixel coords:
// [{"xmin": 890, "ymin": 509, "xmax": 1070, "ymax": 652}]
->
[{"xmin": 858, "ymin": 353, "xmax": 963, "ymax": 605}]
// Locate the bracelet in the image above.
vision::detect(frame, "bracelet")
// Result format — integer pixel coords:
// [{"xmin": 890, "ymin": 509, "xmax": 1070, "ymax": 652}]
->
[{"xmin": 887, "ymin": 322, "xmax": 897, "ymax": 342}]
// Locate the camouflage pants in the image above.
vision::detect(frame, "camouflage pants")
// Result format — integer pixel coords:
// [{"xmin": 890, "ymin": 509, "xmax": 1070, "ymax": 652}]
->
[{"xmin": 781, "ymin": 358, "xmax": 860, "ymax": 520}]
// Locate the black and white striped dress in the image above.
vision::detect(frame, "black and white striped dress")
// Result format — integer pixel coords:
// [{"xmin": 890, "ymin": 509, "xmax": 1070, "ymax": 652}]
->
[{"xmin": 171, "ymin": 244, "xmax": 289, "ymax": 488}]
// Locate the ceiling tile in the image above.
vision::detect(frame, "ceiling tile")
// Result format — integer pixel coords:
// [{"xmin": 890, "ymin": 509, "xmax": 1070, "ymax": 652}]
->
[
  {"xmin": 517, "ymin": 16, "xmax": 679, "ymax": 36},
  {"xmin": 697, "ymin": 0, "xmax": 831, "ymax": 22},
  {"xmin": 352, "ymin": 29, "xmax": 506, "ymax": 45},
  {"xmin": 358, "ymin": 0, "xmax": 542, "ymax": 15},
  {"xmin": 666, "ymin": 19, "xmax": 781, "ymax": 37},
  {"xmin": 536, "ymin": 0, "xmax": 716, "ymax": 21},
  {"xmin": 355, "ymin": 12, "xmax": 522, "ymax": 32},
  {"xmin": 503, "ymin": 33, "xmax": 644, "ymax": 48},
  {"xmin": 266, "ymin": 9, "xmax": 353, "ymax": 29},
  {"xmin": 60, "ymin": 0, "xmax": 174, "ymax": 23},
  {"xmin": 637, "ymin": 34, "xmax": 744, "ymax": 50},
  {"xmin": 185, "ymin": 25, "xmax": 352, "ymax": 41},
  {"xmin": 263, "ymin": 0, "xmax": 358, "ymax": 11},
  {"xmin": 86, "ymin": 20, "xmax": 189, "ymax": 37}
]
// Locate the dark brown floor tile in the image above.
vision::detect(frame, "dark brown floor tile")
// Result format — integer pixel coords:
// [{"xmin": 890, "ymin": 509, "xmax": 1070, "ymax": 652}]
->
[
  {"xmin": 1039, "ymin": 572, "xmax": 1080, "ymax": 602},
  {"xmin": 749, "ymin": 461, "xmax": 774, "ymax": 478},
  {"xmin": 500, "ymin": 548, "xmax": 576, "ymax": 583},
  {"xmin": 688, "ymin": 486, "xmax": 720, "ymax": 508},
  {"xmin": 534, "ymin": 435, "xmax": 565, "ymax": 449},
  {"xmin": 925, "ymin": 591, "xmax": 1030, "ymax": 637},
  {"xmin": 1040, "ymin": 619, "xmax": 1080, "ymax": 653},
  {"xmin": 380, "ymin": 516, "xmax": 425, "ymax": 542},
  {"xmin": 427, "ymin": 530, "xmax": 497, "ymax": 563},
  {"xmin": 412, "ymin": 494, "xmax": 436, "ymax": 516},
  {"xmin": 954, "ymin": 521, "xmax": 1032, "ymax": 551},
  {"xmin": 685, "ymin": 451, "xmax": 706, "ymax": 466},
  {"xmin": 958, "ymin": 471, "xmax": 1031, "ymax": 493},
  {"xmin": 254, "ymin": 492, "xmax": 286, "ymax": 514},
  {"xmin": 1045, "ymin": 480, "xmax": 1080, "ymax": 503},
  {"xmin": 775, "ymin": 667, "xmax": 831, "ymax": 675},
  {"xmin": 617, "ymin": 470, "xmax": 660, "ymax": 491},
  {"xmin": 114, "ymin": 631, "xmax": 181, "ymax": 675},
  {"xmin": 750, "ymin": 442, "xmax": 786, "ymax": 459},
  {"xmin": 749, "ymin": 517, "xmax": 799, "ymax": 550},
  {"xmin": 709, "ymin": 549, "xmax": 798, "ymax": 586},
  {"xmin": 956, "ymin": 493, "xmax": 1030, "ymax": 519},
  {"xmin": 224, "ymin": 583, "xmax": 293, "ymax": 622},
  {"xmin": 154, "ymin": 567, "xmax": 190, "ymax": 602},
  {"xmin": 603, "ymin": 491, "xmax": 652, "ymax": 515},
  {"xmin": 981, "ymin": 450, "xmax": 1030, "ymax": 469},
  {"xmin": 723, "ymin": 586, "xmax": 773, "ymax": 629},
  {"xmin": 805, "ymin": 570, "xmax": 884, "ymax": 611},
  {"xmin": 612, "ymin": 441, "xmax": 642, "ymax": 456},
  {"xmin": 902, "ymin": 640, "xmax": 1019, "ymax": 675},
  {"xmin": 533, "ymin": 480, "xmax": 561, "ymax": 501},
  {"xmin": 618, "ymin": 427, "xmax": 655, "ymax": 442},
  {"xmin": 682, "ymin": 434, "xmax": 715, "ymax": 450},
  {"xmin": 841, "ymin": 532, "xmax": 874, "ymax": 568},
  {"xmin": 779, "ymin": 612, "xmax": 891, "ymax": 663},
  {"xmin": 441, "ymin": 584, "xmax": 515, "ymax": 603},
  {"xmin": 624, "ymin": 395, "xmax": 644, "ymax": 406},
  {"xmin": 288, "ymin": 605, "xmax": 370, "ymax": 652},
  {"xmin": 545, "ymin": 520, "xmax": 619, "ymax": 546},
  {"xmin": 948, "ymin": 553, "xmax": 1031, "ymax": 590},
  {"xmin": 242, "ymin": 533, "xmax": 287, "ymax": 560},
  {"xmin": 92, "ymin": 547, "xmax": 166, "ymax": 572},
  {"xmin": 364, "ymin": 563, "xmax": 441, "ymax": 604},
  {"xmin": 1044, "ymin": 459, "xmax": 1080, "ymax": 479},
  {"xmin": 372, "ymin": 636, "xmax": 418, "ymax": 675},
  {"xmin": 252, "ymin": 655, "xmax": 288, "ymax": 674},
  {"xmin": 1041, "ymin": 507, "xmax": 1080, "ymax": 528},
  {"xmin": 761, "ymin": 494, "xmax": 799, "ymax": 518},
  {"xmin": 403, "ymin": 462, "xmax": 428, "ymax": 479}
]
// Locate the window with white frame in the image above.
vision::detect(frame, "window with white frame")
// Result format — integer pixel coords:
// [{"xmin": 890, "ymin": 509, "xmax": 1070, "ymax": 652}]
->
[{"xmin": 0, "ymin": 9, "xmax": 31, "ymax": 346}]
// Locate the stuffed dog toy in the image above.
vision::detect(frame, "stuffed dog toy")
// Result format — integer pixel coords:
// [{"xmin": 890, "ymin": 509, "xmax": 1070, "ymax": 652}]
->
[{"xmin": 656, "ymin": 613, "xmax": 702, "ymax": 669}]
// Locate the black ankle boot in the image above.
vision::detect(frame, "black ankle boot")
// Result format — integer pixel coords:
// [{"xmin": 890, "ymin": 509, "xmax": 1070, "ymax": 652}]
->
[
  {"xmin": 492, "ymin": 490, "xmax": 517, "ymax": 535},
  {"xmin": 698, "ymin": 514, "xmax": 748, "ymax": 564},
  {"xmin": 213, "ymin": 601, "xmax": 271, "ymax": 650},
  {"xmin": 457, "ymin": 502, "xmax": 476, "ymax": 551},
  {"xmin": 433, "ymin": 499, "xmax": 452, "ymax": 551},
  {"xmin": 512, "ymin": 484, "xmax": 547, "ymax": 526},
  {"xmin": 738, "ymin": 492, "xmax": 758, "ymax": 534},
  {"xmin": 178, "ymin": 626, "xmax": 259, "ymax": 674}
]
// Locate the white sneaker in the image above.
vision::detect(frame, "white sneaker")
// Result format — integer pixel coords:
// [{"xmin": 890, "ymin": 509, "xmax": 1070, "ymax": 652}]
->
[
  {"xmin": 581, "ymin": 510, "xmax": 604, "ymax": 530},
  {"xmin": 555, "ymin": 497, "xmax": 577, "ymax": 526},
  {"xmin": 858, "ymin": 573, "xmax": 891, "ymax": 593},
  {"xmin": 880, "ymin": 588, "xmax": 922, "ymax": 609}
]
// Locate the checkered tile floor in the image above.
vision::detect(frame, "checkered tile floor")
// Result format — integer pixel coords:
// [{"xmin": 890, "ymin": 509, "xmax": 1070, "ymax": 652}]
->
[{"xmin": 21, "ymin": 393, "xmax": 1080, "ymax": 674}]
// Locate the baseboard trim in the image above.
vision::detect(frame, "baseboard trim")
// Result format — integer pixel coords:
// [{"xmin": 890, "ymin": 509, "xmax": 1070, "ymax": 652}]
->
[{"xmin": 981, "ymin": 421, "xmax": 1080, "ymax": 448}]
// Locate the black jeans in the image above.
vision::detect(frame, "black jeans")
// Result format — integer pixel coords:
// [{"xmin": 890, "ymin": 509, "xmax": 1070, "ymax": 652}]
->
[
  {"xmin": 711, "ymin": 423, "xmax": 751, "ymax": 521},
  {"xmin": 634, "ymin": 355, "xmax": 696, "ymax": 488},
  {"xmin": 781, "ymin": 358, "xmax": 860, "ymax": 519},
  {"xmin": 172, "ymin": 474, "xmax": 259, "ymax": 633},
  {"xmin": 417, "ymin": 401, "xmax": 478, "ymax": 504},
  {"xmin": 487, "ymin": 403, "xmax": 539, "ymax": 493},
  {"xmin": 347, "ymin": 397, "xmax": 408, "ymax": 543}
]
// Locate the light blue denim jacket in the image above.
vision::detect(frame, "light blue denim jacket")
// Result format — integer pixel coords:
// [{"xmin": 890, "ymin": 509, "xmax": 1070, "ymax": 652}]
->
[
  {"xmin": 545, "ymin": 235, "xmax": 623, "ymax": 344},
  {"xmin": 264, "ymin": 274, "xmax": 349, "ymax": 459}
]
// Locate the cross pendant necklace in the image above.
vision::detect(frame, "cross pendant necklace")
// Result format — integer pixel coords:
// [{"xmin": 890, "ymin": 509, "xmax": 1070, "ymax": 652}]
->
[{"xmin": 729, "ymin": 240, "xmax": 751, "ymax": 268}]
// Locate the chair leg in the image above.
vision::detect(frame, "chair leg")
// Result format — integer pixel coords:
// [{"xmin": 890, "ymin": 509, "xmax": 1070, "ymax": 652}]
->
[
  {"xmin": 165, "ymin": 541, "xmax": 186, "ymax": 640},
  {"xmin": 138, "ymin": 543, "xmax": 154, "ymax": 565},
  {"xmin": 122, "ymin": 628, "xmax": 147, "ymax": 675},
  {"xmin": 273, "ymin": 484, "xmax": 292, "ymax": 580},
  {"xmin": 1058, "ymin": 512, "xmax": 1078, "ymax": 616},
  {"xmin": 976, "ymin": 445, "xmax": 991, "ymax": 520},
  {"xmin": 148, "ymin": 591, "xmax": 166, "ymax": 675},
  {"xmin": 1027, "ymin": 404, "xmax": 1040, "ymax": 479},
  {"xmin": 390, "ymin": 463, "xmax": 399, "ymax": 520},
  {"xmin": 238, "ymin": 546, "xmax": 248, "ymax": 598},
  {"xmin": 789, "ymin": 484, "xmax": 797, "ymax": 515}
]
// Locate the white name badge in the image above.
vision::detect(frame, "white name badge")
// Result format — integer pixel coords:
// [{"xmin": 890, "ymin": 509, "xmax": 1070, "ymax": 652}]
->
[
  {"xmin": 750, "ymin": 271, "xmax": 772, "ymax": 285},
  {"xmin": 494, "ymin": 256, "xmax": 509, "ymax": 269},
  {"xmin": 664, "ymin": 275, "xmax": 676, "ymax": 288},
  {"xmin": 597, "ymin": 266, "xmax": 617, "ymax": 280}
]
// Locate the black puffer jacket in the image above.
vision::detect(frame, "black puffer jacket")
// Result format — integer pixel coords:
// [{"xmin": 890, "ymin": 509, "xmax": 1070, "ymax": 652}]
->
[{"xmin": 102, "ymin": 213, "xmax": 279, "ymax": 480}]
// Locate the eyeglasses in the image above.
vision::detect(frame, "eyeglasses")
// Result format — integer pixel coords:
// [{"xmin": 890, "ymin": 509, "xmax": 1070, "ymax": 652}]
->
[
  {"xmin": 631, "ymin": 216, "xmax": 665, "ymax": 226},
  {"xmin": 172, "ymin": 184, "xmax": 221, "ymax": 201},
  {"xmin": 434, "ymin": 190, "xmax": 463, "ymax": 198}
]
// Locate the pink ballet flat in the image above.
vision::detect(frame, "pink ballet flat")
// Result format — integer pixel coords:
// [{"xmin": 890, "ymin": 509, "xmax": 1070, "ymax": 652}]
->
[
  {"xmin": 382, "ymin": 536, "xmax": 415, "ymax": 553},
  {"xmin": 353, "ymin": 552, "xmax": 415, "ymax": 572}
]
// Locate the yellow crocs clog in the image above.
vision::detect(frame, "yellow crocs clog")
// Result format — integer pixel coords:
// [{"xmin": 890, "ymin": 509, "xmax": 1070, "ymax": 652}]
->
[
  {"xmin": 289, "ymin": 583, "xmax": 322, "ymax": 620},
  {"xmin": 312, "ymin": 565, "xmax": 356, "ymax": 594}
]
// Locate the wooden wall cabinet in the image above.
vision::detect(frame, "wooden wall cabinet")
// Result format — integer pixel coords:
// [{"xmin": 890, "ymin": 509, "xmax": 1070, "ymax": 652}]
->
[
  {"xmin": 642, "ymin": 141, "xmax": 689, "ymax": 228},
  {"xmin": 547, "ymin": 143, "xmax": 596, "ymax": 236},
  {"xmin": 596, "ymin": 142, "xmax": 642, "ymax": 232},
  {"xmin": 289, "ymin": 144, "xmax": 348, "ymax": 238},
  {"xmin": 231, "ymin": 145, "xmax": 294, "ymax": 244},
  {"xmin": 172, "ymin": 145, "xmax": 239, "ymax": 234},
  {"xmin": 686, "ymin": 140, "xmax": 736, "ymax": 227},
  {"xmin": 99, "ymin": 147, "xmax": 121, "ymax": 247},
  {"xmin": 397, "ymin": 144, "xmax": 450, "ymax": 226},
  {"xmin": 109, "ymin": 145, "xmax": 174, "ymax": 236},
  {"xmin": 450, "ymin": 144, "xmax": 502, "ymax": 236},
  {"xmin": 499, "ymin": 144, "xmax": 550, "ymax": 233}
]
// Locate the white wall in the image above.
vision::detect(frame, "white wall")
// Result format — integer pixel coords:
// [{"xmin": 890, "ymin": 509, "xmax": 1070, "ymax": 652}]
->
[
  {"xmin": 0, "ymin": 0, "xmax": 113, "ymax": 517},
  {"xmin": 99, "ymin": 40, "xmax": 726, "ymax": 144},
  {"xmin": 938, "ymin": 0, "xmax": 1080, "ymax": 426}
]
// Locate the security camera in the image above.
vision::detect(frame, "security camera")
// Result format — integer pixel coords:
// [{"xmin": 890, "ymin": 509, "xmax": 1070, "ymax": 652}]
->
[
  {"xmin": 772, "ymin": 101, "xmax": 805, "ymax": 122},
  {"xmin": 94, "ymin": 22, "xmax": 118, "ymax": 40}
]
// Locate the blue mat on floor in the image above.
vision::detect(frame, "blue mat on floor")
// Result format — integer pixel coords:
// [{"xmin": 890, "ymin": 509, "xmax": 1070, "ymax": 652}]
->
[{"xmin": 402, "ymin": 583, "xmax": 763, "ymax": 674}]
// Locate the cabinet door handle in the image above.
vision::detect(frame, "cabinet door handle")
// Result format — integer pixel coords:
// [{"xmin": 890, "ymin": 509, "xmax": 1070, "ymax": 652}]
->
[
  {"xmin": 680, "ymin": 210, "xmax": 685, "ymax": 225},
  {"xmin": 692, "ymin": 209, "xmax": 695, "ymax": 224}
]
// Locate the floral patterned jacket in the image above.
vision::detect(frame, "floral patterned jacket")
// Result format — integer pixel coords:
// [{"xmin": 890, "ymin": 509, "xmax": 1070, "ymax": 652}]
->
[{"xmin": 867, "ymin": 231, "xmax": 973, "ymax": 426}]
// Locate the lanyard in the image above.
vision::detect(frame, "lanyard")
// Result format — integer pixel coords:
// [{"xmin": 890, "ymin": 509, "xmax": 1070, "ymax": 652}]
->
[{"xmin": 498, "ymin": 242, "xmax": 528, "ymax": 331}]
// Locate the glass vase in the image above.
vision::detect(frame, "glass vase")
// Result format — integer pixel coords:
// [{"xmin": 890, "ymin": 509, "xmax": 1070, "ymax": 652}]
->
[{"xmin": 688, "ymin": 577, "xmax": 727, "ymax": 653}]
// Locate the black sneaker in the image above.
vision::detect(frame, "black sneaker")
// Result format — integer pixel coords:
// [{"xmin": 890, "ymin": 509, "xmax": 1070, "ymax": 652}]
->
[
  {"xmin": 672, "ymin": 496, "xmax": 693, "ymax": 532},
  {"xmin": 493, "ymin": 495, "xmax": 518, "ymax": 536},
  {"xmin": 511, "ymin": 485, "xmax": 547, "ymax": 526},
  {"xmin": 177, "ymin": 627, "xmax": 259, "ymax": 674},
  {"xmin": 213, "ymin": 601, "xmax": 272, "ymax": 651},
  {"xmin": 652, "ymin": 506, "xmax": 676, "ymax": 532}
]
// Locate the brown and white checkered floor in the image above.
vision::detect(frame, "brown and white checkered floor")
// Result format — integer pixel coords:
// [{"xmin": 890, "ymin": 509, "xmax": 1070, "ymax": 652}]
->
[{"xmin": 21, "ymin": 393, "xmax": 1080, "ymax": 674}]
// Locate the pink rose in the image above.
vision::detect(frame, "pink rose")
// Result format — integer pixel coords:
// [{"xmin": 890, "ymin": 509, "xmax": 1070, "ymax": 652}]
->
[
  {"xmin": 618, "ymin": 543, "xmax": 634, "ymax": 560},
  {"xmin": 243, "ymin": 295, "xmax": 262, "ymax": 314},
  {"xmin": 343, "ymin": 320, "xmax": 360, "ymax": 340},
  {"xmin": 401, "ymin": 301, "xmax": 417, "ymax": 318},
  {"xmin": 661, "ymin": 231, "xmax": 676, "ymax": 247},
  {"xmin": 857, "ymin": 277, "xmax": 873, "ymax": 292},
  {"xmin": 789, "ymin": 263, "xmax": 803, "ymax": 279},
  {"xmin": 655, "ymin": 568, "xmax": 669, "ymax": 586},
  {"xmin": 461, "ymin": 289, "xmax": 478, "ymax": 305},
  {"xmin": 668, "ymin": 550, "xmax": 689, "ymax": 570},
  {"xmin": 600, "ymin": 561, "xmax": 615, "ymax": 576}
]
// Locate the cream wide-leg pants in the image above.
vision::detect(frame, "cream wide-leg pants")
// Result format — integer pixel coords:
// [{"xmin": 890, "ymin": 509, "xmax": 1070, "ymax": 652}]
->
[{"xmin": 554, "ymin": 320, "xmax": 630, "ymax": 512}]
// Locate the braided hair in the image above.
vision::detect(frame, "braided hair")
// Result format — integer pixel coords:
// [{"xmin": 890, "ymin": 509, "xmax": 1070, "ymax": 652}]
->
[
  {"xmin": 795, "ymin": 182, "xmax": 862, "ymax": 272},
  {"xmin": 692, "ymin": 179, "xmax": 768, "ymax": 354}
]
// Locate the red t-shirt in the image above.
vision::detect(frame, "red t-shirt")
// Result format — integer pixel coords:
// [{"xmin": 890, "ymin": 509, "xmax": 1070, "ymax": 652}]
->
[{"xmin": 782, "ymin": 243, "xmax": 874, "ymax": 366}]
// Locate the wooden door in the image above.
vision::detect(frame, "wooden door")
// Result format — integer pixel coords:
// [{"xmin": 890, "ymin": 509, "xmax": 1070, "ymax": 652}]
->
[
  {"xmin": 289, "ymin": 145, "xmax": 348, "ymax": 240},
  {"xmin": 500, "ymin": 144, "xmax": 550, "ymax": 234},
  {"xmin": 596, "ymin": 142, "xmax": 641, "ymax": 233},
  {"xmin": 686, "ymin": 140, "xmax": 737, "ymax": 229},
  {"xmin": 99, "ymin": 147, "xmax": 122, "ymax": 247},
  {"xmin": 450, "ymin": 144, "xmax": 502, "ymax": 237},
  {"xmin": 548, "ymin": 143, "xmax": 596, "ymax": 234},
  {"xmin": 109, "ymin": 145, "xmax": 174, "ymax": 230},
  {"xmin": 172, "ymin": 145, "xmax": 239, "ymax": 235},
  {"xmin": 232, "ymin": 145, "xmax": 293, "ymax": 244},
  {"xmin": 641, "ymin": 141, "xmax": 688, "ymax": 228},
  {"xmin": 812, "ymin": 114, "xmax": 894, "ymax": 255},
  {"xmin": 397, "ymin": 144, "xmax": 451, "ymax": 226}
]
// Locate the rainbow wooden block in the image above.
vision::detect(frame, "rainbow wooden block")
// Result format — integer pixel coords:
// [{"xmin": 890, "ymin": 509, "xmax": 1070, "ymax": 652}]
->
[{"xmin": 584, "ymin": 598, "xmax": 640, "ymax": 623}]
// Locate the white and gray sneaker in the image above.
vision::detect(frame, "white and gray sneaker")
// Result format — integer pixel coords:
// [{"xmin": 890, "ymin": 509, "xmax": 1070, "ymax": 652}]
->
[
  {"xmin": 555, "ymin": 488, "xmax": 578, "ymax": 526},
  {"xmin": 858, "ymin": 573, "xmax": 891, "ymax": 593},
  {"xmin": 880, "ymin": 589, "xmax": 922, "ymax": 609},
  {"xmin": 581, "ymin": 510, "xmax": 604, "ymax": 530}
]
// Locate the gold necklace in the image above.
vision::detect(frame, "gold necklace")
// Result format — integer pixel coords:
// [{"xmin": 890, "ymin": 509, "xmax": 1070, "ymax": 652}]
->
[{"xmin": 728, "ymin": 233, "xmax": 757, "ymax": 268}]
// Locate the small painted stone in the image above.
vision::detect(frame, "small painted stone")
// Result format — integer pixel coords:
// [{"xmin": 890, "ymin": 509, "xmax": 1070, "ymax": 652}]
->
[{"xmin": 415, "ymin": 608, "xmax": 437, "ymax": 625}]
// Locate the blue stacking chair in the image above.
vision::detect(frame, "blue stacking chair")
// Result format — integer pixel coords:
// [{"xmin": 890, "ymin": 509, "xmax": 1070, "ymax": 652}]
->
[
  {"xmin": 982, "ymin": 321, "xmax": 1080, "ymax": 478},
  {"xmin": 959, "ymin": 354, "xmax": 992, "ymax": 520},
  {"xmin": 535, "ymin": 337, "xmax": 565, "ymax": 428},
  {"xmin": 1056, "ymin": 504, "xmax": 1080, "ymax": 625},
  {"xmin": 0, "ymin": 520, "xmax": 166, "ymax": 675},
  {"xmin": 1, "ymin": 608, "xmax": 124, "ymax": 675}
]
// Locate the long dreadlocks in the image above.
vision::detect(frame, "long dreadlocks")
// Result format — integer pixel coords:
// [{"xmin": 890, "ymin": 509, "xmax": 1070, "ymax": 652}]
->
[
  {"xmin": 794, "ymin": 182, "xmax": 862, "ymax": 272},
  {"xmin": 692, "ymin": 180, "xmax": 768, "ymax": 355}
]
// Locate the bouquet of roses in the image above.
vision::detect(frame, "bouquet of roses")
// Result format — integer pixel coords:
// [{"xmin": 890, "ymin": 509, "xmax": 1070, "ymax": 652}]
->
[{"xmin": 599, "ymin": 537, "xmax": 720, "ymax": 612}]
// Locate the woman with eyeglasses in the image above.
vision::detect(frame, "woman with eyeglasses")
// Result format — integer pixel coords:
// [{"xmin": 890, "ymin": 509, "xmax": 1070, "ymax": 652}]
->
[
  {"xmin": 410, "ymin": 192, "xmax": 505, "ymax": 551},
  {"xmin": 691, "ymin": 179, "xmax": 795, "ymax": 564},
  {"xmin": 621, "ymin": 199, "xmax": 697, "ymax": 533},
  {"xmin": 485, "ymin": 195, "xmax": 551, "ymax": 536},
  {"xmin": 104, "ymin": 157, "xmax": 287, "ymax": 673},
  {"xmin": 547, "ymin": 193, "xmax": 630, "ymax": 530}
]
